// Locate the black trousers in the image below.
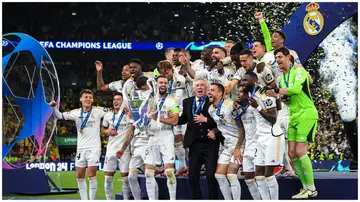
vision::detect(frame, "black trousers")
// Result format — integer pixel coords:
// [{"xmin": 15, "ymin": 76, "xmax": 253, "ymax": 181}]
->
[{"xmin": 188, "ymin": 139, "xmax": 219, "ymax": 199}]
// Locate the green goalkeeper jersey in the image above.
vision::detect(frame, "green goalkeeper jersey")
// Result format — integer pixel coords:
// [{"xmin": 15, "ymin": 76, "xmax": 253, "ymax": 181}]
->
[{"xmin": 279, "ymin": 65, "xmax": 318, "ymax": 122}]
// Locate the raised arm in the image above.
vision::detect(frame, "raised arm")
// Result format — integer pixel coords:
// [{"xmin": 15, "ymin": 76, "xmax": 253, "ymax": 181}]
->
[
  {"xmin": 95, "ymin": 60, "xmax": 111, "ymax": 92},
  {"xmin": 255, "ymin": 12, "xmax": 272, "ymax": 52}
]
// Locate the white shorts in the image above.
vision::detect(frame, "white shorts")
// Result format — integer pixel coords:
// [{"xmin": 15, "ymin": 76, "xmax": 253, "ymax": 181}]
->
[
  {"xmin": 103, "ymin": 152, "xmax": 131, "ymax": 173},
  {"xmin": 254, "ymin": 135, "xmax": 285, "ymax": 166},
  {"xmin": 242, "ymin": 147, "xmax": 256, "ymax": 172},
  {"xmin": 75, "ymin": 149, "xmax": 101, "ymax": 168},
  {"xmin": 173, "ymin": 124, "xmax": 187, "ymax": 135},
  {"xmin": 217, "ymin": 145, "xmax": 239, "ymax": 165},
  {"xmin": 129, "ymin": 145, "xmax": 147, "ymax": 169},
  {"xmin": 144, "ymin": 144, "xmax": 175, "ymax": 165}
]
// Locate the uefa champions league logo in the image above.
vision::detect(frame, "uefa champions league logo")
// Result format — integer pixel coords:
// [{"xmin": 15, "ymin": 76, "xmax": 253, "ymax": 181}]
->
[
  {"xmin": 156, "ymin": 42, "xmax": 163, "ymax": 50},
  {"xmin": 2, "ymin": 33, "xmax": 60, "ymax": 169}
]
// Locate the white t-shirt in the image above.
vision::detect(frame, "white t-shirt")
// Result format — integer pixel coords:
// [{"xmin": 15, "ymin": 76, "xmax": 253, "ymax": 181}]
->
[
  {"xmin": 208, "ymin": 99, "xmax": 239, "ymax": 148},
  {"xmin": 251, "ymin": 88, "xmax": 277, "ymax": 138},
  {"xmin": 62, "ymin": 107, "xmax": 108, "ymax": 150},
  {"xmin": 102, "ymin": 111, "xmax": 132, "ymax": 155},
  {"xmin": 147, "ymin": 95, "xmax": 179, "ymax": 146}
]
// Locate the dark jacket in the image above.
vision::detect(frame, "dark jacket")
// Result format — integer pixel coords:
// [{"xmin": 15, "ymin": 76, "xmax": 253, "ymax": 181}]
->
[{"xmin": 178, "ymin": 96, "xmax": 224, "ymax": 148}]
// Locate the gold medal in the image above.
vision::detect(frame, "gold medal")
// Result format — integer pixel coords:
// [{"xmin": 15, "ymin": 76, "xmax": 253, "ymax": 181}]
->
[{"xmin": 80, "ymin": 129, "xmax": 83, "ymax": 134}]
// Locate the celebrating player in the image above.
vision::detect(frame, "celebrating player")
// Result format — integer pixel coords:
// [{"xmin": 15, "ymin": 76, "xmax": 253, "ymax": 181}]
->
[
  {"xmin": 102, "ymin": 93, "xmax": 133, "ymax": 200},
  {"xmin": 243, "ymin": 71, "xmax": 285, "ymax": 200},
  {"xmin": 267, "ymin": 47, "xmax": 318, "ymax": 199},
  {"xmin": 232, "ymin": 82, "xmax": 262, "ymax": 200},
  {"xmin": 145, "ymin": 75, "xmax": 179, "ymax": 200},
  {"xmin": 49, "ymin": 89, "xmax": 108, "ymax": 200},
  {"xmin": 208, "ymin": 83, "xmax": 242, "ymax": 200}
]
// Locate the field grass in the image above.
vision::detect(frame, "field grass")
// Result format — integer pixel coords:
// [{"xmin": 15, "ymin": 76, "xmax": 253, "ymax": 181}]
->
[{"xmin": 3, "ymin": 171, "xmax": 123, "ymax": 199}]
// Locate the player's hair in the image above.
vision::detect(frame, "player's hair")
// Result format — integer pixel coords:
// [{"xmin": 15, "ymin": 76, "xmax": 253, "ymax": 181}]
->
[
  {"xmin": 244, "ymin": 71, "xmax": 258, "ymax": 81},
  {"xmin": 274, "ymin": 47, "xmax": 290, "ymax": 57},
  {"xmin": 113, "ymin": 92, "xmax": 123, "ymax": 98},
  {"xmin": 136, "ymin": 76, "xmax": 148, "ymax": 89},
  {"xmin": 210, "ymin": 82, "xmax": 225, "ymax": 96},
  {"xmin": 254, "ymin": 38, "xmax": 266, "ymax": 47},
  {"xmin": 203, "ymin": 46, "xmax": 214, "ymax": 53},
  {"xmin": 214, "ymin": 46, "xmax": 227, "ymax": 57},
  {"xmin": 273, "ymin": 30, "xmax": 286, "ymax": 42},
  {"xmin": 80, "ymin": 89, "xmax": 93, "ymax": 97},
  {"xmin": 290, "ymin": 55, "xmax": 295, "ymax": 64},
  {"xmin": 230, "ymin": 42, "xmax": 244, "ymax": 55},
  {"xmin": 157, "ymin": 60, "xmax": 173, "ymax": 70},
  {"xmin": 239, "ymin": 48, "xmax": 253, "ymax": 58},
  {"xmin": 256, "ymin": 62, "xmax": 266, "ymax": 71},
  {"xmin": 156, "ymin": 74, "xmax": 168, "ymax": 82},
  {"xmin": 128, "ymin": 58, "xmax": 144, "ymax": 70},
  {"xmin": 165, "ymin": 47, "xmax": 175, "ymax": 57},
  {"xmin": 192, "ymin": 78, "xmax": 209, "ymax": 88},
  {"xmin": 225, "ymin": 40, "xmax": 236, "ymax": 45},
  {"xmin": 174, "ymin": 48, "xmax": 183, "ymax": 53}
]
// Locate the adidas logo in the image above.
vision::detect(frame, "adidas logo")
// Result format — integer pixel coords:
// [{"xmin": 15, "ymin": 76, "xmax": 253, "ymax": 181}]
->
[
  {"xmin": 271, "ymin": 159, "xmax": 275, "ymax": 163},
  {"xmin": 171, "ymin": 157, "xmax": 174, "ymax": 160}
]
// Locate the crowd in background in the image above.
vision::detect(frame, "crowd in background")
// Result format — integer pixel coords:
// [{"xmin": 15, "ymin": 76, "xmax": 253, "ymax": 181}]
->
[{"xmin": 2, "ymin": 2, "xmax": 356, "ymax": 163}]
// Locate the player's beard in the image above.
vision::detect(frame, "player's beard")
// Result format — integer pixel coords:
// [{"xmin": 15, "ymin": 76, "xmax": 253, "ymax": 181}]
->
[{"xmin": 209, "ymin": 57, "xmax": 219, "ymax": 70}]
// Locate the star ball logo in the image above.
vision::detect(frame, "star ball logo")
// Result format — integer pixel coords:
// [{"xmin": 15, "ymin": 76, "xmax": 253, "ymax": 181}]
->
[
  {"xmin": 303, "ymin": 2, "xmax": 324, "ymax": 36},
  {"xmin": 156, "ymin": 42, "xmax": 164, "ymax": 50}
]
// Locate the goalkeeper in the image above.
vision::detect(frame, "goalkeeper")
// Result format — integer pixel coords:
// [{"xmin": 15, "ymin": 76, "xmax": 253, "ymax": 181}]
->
[{"xmin": 267, "ymin": 47, "xmax": 318, "ymax": 199}]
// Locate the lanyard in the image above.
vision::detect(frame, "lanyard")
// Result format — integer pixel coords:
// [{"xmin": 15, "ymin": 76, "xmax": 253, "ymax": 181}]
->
[
  {"xmin": 112, "ymin": 111, "xmax": 125, "ymax": 131},
  {"xmin": 216, "ymin": 98, "xmax": 225, "ymax": 119},
  {"xmin": 79, "ymin": 107, "xmax": 92, "ymax": 131},
  {"xmin": 168, "ymin": 79, "xmax": 174, "ymax": 94},
  {"xmin": 283, "ymin": 64, "xmax": 293, "ymax": 88},
  {"xmin": 157, "ymin": 94, "xmax": 167, "ymax": 112},
  {"xmin": 192, "ymin": 96, "xmax": 207, "ymax": 115},
  {"xmin": 235, "ymin": 86, "xmax": 257, "ymax": 121}
]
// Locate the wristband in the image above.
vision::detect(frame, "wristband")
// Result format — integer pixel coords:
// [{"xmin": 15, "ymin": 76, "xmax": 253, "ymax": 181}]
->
[
  {"xmin": 116, "ymin": 151, "xmax": 123, "ymax": 156},
  {"xmin": 256, "ymin": 106, "xmax": 262, "ymax": 111},
  {"xmin": 274, "ymin": 88, "xmax": 280, "ymax": 94}
]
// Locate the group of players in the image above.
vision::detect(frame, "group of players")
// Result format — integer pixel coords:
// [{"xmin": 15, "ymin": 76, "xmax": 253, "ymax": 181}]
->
[{"xmin": 50, "ymin": 12, "xmax": 319, "ymax": 200}]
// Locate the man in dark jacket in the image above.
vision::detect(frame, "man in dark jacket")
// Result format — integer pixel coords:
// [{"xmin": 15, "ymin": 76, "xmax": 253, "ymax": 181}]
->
[{"xmin": 176, "ymin": 78, "xmax": 224, "ymax": 199}]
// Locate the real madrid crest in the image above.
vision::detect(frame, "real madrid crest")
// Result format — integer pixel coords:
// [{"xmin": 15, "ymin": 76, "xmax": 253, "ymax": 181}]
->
[{"xmin": 303, "ymin": 2, "xmax": 324, "ymax": 36}]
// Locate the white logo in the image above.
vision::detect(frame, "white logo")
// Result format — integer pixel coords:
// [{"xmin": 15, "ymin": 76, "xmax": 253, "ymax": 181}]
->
[
  {"xmin": 156, "ymin": 42, "xmax": 163, "ymax": 50},
  {"xmin": 2, "ymin": 40, "xmax": 8, "ymax": 46}
]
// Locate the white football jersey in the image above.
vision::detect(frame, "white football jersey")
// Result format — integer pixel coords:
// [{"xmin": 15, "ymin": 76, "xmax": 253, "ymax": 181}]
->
[
  {"xmin": 251, "ymin": 88, "xmax": 277, "ymax": 138},
  {"xmin": 241, "ymin": 108, "xmax": 258, "ymax": 149},
  {"xmin": 263, "ymin": 49, "xmax": 301, "ymax": 85},
  {"xmin": 168, "ymin": 74, "xmax": 187, "ymax": 112},
  {"xmin": 208, "ymin": 99, "xmax": 239, "ymax": 148},
  {"xmin": 148, "ymin": 95, "xmax": 179, "ymax": 146},
  {"xmin": 108, "ymin": 80, "xmax": 124, "ymax": 92},
  {"xmin": 191, "ymin": 59, "xmax": 208, "ymax": 73},
  {"xmin": 195, "ymin": 65, "xmax": 235, "ymax": 87},
  {"xmin": 102, "ymin": 111, "xmax": 132, "ymax": 155},
  {"xmin": 253, "ymin": 64, "xmax": 275, "ymax": 87},
  {"xmin": 62, "ymin": 107, "xmax": 108, "ymax": 150}
]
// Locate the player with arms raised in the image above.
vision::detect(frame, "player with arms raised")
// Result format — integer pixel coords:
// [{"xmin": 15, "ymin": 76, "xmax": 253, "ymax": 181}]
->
[{"xmin": 50, "ymin": 89, "xmax": 108, "ymax": 200}]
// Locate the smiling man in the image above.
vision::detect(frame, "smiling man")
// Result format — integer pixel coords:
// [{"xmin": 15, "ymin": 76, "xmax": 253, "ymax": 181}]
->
[
  {"xmin": 49, "ymin": 89, "xmax": 108, "ymax": 200},
  {"xmin": 267, "ymin": 47, "xmax": 318, "ymax": 199},
  {"xmin": 175, "ymin": 78, "xmax": 222, "ymax": 199},
  {"xmin": 144, "ymin": 75, "xmax": 179, "ymax": 200}
]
